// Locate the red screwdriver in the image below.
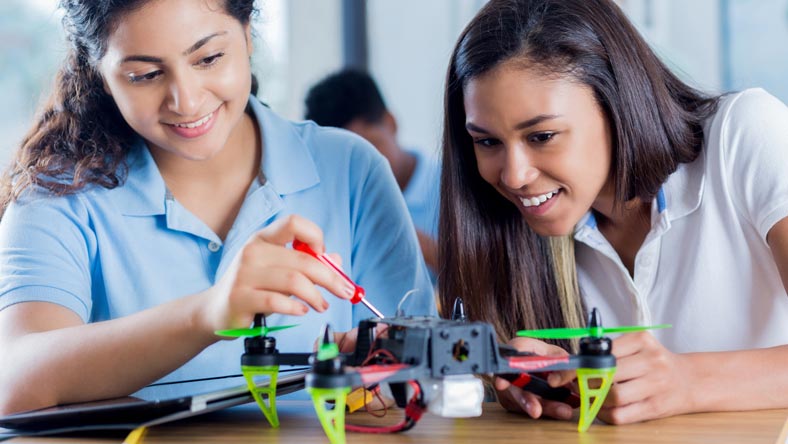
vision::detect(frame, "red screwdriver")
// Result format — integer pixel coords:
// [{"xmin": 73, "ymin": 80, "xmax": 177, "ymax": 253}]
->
[{"xmin": 292, "ymin": 239, "xmax": 385, "ymax": 318}]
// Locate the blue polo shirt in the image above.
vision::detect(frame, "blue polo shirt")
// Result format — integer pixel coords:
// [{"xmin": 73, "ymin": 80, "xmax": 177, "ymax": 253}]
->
[{"xmin": 0, "ymin": 96, "xmax": 435, "ymax": 397}]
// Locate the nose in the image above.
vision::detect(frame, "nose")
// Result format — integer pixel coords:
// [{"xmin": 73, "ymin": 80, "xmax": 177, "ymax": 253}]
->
[
  {"xmin": 166, "ymin": 70, "xmax": 203, "ymax": 116},
  {"xmin": 500, "ymin": 144, "xmax": 539, "ymax": 191}
]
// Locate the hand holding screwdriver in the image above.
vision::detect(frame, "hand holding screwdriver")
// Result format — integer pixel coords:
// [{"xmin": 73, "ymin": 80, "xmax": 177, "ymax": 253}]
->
[{"xmin": 292, "ymin": 239, "xmax": 385, "ymax": 318}]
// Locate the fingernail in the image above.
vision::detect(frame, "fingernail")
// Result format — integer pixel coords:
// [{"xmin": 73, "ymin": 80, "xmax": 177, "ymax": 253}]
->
[
  {"xmin": 548, "ymin": 373, "xmax": 560, "ymax": 387},
  {"xmin": 322, "ymin": 300, "xmax": 329, "ymax": 311},
  {"xmin": 301, "ymin": 305, "xmax": 309, "ymax": 314}
]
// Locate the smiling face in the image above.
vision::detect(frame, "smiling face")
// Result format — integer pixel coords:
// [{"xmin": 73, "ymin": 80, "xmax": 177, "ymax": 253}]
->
[
  {"xmin": 463, "ymin": 64, "xmax": 614, "ymax": 236},
  {"xmin": 98, "ymin": 0, "xmax": 253, "ymax": 162}
]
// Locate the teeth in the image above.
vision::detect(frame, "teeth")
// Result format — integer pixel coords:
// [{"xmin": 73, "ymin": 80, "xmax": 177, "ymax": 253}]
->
[
  {"xmin": 520, "ymin": 190, "xmax": 558, "ymax": 208},
  {"xmin": 173, "ymin": 112, "xmax": 213, "ymax": 129}
]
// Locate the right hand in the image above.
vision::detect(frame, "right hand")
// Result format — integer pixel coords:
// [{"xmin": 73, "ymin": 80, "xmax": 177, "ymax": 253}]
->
[
  {"xmin": 200, "ymin": 215, "xmax": 355, "ymax": 336},
  {"xmin": 494, "ymin": 337, "xmax": 575, "ymax": 421}
]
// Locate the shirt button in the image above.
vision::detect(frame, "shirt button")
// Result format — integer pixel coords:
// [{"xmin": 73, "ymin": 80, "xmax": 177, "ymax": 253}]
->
[{"xmin": 208, "ymin": 241, "xmax": 222, "ymax": 252}]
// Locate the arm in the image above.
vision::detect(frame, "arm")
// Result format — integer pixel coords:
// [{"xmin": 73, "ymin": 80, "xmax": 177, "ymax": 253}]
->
[
  {"xmin": 415, "ymin": 228, "xmax": 439, "ymax": 275},
  {"xmin": 542, "ymin": 217, "xmax": 788, "ymax": 424},
  {"xmin": 0, "ymin": 214, "xmax": 352, "ymax": 415},
  {"xmin": 349, "ymin": 150, "xmax": 435, "ymax": 319}
]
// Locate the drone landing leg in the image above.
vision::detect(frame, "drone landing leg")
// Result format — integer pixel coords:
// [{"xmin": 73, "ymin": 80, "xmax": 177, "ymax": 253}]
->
[
  {"xmin": 241, "ymin": 365, "xmax": 280, "ymax": 428},
  {"xmin": 308, "ymin": 386, "xmax": 352, "ymax": 444},
  {"xmin": 575, "ymin": 367, "xmax": 615, "ymax": 432}
]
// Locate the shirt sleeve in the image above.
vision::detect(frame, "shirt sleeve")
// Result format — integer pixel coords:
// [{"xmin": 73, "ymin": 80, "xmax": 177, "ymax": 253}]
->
[
  {"xmin": 719, "ymin": 89, "xmax": 788, "ymax": 240},
  {"xmin": 347, "ymin": 143, "xmax": 437, "ymax": 322},
  {"xmin": 0, "ymin": 192, "xmax": 96, "ymax": 321}
]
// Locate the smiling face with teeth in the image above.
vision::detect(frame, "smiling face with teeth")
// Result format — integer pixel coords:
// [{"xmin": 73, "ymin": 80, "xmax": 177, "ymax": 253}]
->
[
  {"xmin": 98, "ymin": 0, "xmax": 254, "ymax": 163},
  {"xmin": 463, "ymin": 63, "xmax": 614, "ymax": 236}
]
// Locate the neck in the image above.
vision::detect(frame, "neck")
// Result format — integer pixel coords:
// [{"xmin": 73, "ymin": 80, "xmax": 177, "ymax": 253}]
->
[
  {"xmin": 152, "ymin": 112, "xmax": 260, "ymax": 189},
  {"xmin": 390, "ymin": 149, "xmax": 417, "ymax": 191}
]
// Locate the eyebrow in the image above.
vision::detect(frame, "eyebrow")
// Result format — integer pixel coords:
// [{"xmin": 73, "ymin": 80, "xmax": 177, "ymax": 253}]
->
[
  {"xmin": 465, "ymin": 114, "xmax": 561, "ymax": 133},
  {"xmin": 119, "ymin": 31, "xmax": 228, "ymax": 64}
]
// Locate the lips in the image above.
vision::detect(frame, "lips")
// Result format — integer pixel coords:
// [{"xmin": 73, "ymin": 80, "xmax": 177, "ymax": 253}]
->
[{"xmin": 165, "ymin": 107, "xmax": 219, "ymax": 139}]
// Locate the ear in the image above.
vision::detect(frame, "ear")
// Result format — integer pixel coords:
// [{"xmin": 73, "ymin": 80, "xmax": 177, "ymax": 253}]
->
[{"xmin": 383, "ymin": 110, "xmax": 398, "ymax": 135}]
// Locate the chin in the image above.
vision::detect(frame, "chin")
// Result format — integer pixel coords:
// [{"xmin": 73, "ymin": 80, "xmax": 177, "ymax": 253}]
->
[{"xmin": 527, "ymin": 222, "xmax": 575, "ymax": 238}]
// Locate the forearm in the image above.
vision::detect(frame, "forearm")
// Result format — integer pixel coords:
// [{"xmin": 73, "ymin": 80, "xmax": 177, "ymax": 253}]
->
[
  {"xmin": 0, "ymin": 291, "xmax": 219, "ymax": 414},
  {"xmin": 685, "ymin": 345, "xmax": 788, "ymax": 412}
]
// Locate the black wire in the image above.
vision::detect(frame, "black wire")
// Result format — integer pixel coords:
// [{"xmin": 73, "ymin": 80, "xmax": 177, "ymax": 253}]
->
[{"xmin": 145, "ymin": 367, "xmax": 310, "ymax": 388}]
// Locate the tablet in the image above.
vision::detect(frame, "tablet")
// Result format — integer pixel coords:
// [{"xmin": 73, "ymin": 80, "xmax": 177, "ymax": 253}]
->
[{"xmin": 0, "ymin": 369, "xmax": 307, "ymax": 437}]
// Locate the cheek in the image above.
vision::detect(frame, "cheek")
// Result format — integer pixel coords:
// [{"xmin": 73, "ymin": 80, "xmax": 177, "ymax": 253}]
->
[{"xmin": 212, "ymin": 58, "xmax": 252, "ymax": 98}]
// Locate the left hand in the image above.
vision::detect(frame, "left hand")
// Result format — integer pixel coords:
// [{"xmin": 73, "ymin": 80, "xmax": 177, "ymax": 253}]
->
[{"xmin": 550, "ymin": 331, "xmax": 694, "ymax": 424}]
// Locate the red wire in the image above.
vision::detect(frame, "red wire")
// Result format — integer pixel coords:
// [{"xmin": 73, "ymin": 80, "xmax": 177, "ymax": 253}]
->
[{"xmin": 345, "ymin": 381, "xmax": 425, "ymax": 434}]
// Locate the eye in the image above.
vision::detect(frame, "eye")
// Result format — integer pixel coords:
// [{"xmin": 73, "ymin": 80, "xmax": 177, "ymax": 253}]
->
[
  {"xmin": 472, "ymin": 137, "xmax": 501, "ymax": 148},
  {"xmin": 528, "ymin": 132, "xmax": 556, "ymax": 144},
  {"xmin": 128, "ymin": 70, "xmax": 162, "ymax": 83},
  {"xmin": 196, "ymin": 52, "xmax": 224, "ymax": 67}
]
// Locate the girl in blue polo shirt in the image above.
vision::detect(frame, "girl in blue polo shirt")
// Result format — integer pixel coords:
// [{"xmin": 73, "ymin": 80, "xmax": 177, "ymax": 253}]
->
[
  {"xmin": 439, "ymin": 0, "xmax": 788, "ymax": 425},
  {"xmin": 0, "ymin": 0, "xmax": 433, "ymax": 414}
]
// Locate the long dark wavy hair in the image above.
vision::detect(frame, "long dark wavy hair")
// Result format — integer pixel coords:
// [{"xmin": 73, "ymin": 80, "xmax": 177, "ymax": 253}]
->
[
  {"xmin": 0, "ymin": 0, "xmax": 259, "ymax": 213},
  {"xmin": 438, "ymin": 0, "xmax": 719, "ymax": 348}
]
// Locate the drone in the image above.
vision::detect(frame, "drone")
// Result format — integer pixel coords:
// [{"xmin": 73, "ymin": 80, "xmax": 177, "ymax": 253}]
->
[
  {"xmin": 216, "ymin": 303, "xmax": 669, "ymax": 444},
  {"xmin": 215, "ymin": 241, "xmax": 669, "ymax": 444}
]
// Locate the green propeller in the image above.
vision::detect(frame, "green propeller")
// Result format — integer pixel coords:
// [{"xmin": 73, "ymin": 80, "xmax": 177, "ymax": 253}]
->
[
  {"xmin": 516, "ymin": 308, "xmax": 671, "ymax": 339},
  {"xmin": 215, "ymin": 313, "xmax": 298, "ymax": 338},
  {"xmin": 215, "ymin": 324, "xmax": 297, "ymax": 338}
]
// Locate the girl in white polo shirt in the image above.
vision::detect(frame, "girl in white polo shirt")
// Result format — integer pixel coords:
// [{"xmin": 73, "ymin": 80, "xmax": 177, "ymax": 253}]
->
[{"xmin": 439, "ymin": 0, "xmax": 788, "ymax": 425}]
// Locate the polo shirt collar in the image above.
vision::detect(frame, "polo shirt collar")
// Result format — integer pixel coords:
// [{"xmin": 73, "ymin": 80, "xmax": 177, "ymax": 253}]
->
[
  {"xmin": 661, "ymin": 149, "xmax": 706, "ymax": 222},
  {"xmin": 252, "ymin": 97, "xmax": 320, "ymax": 195},
  {"xmin": 119, "ymin": 139, "xmax": 167, "ymax": 217},
  {"xmin": 117, "ymin": 95, "xmax": 320, "ymax": 217}
]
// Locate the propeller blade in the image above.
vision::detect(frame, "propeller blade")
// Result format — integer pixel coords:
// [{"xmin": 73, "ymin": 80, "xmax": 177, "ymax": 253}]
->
[
  {"xmin": 517, "ymin": 324, "xmax": 672, "ymax": 340},
  {"xmin": 601, "ymin": 324, "xmax": 671, "ymax": 334},
  {"xmin": 215, "ymin": 324, "xmax": 297, "ymax": 337},
  {"xmin": 516, "ymin": 327, "xmax": 593, "ymax": 339}
]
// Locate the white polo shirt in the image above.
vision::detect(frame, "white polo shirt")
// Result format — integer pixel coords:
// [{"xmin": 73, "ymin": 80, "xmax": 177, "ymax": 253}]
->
[{"xmin": 574, "ymin": 88, "xmax": 788, "ymax": 353}]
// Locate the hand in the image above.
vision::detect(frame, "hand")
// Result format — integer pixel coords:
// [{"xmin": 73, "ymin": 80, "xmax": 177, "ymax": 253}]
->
[
  {"xmin": 494, "ymin": 337, "xmax": 575, "ymax": 420},
  {"xmin": 315, "ymin": 324, "xmax": 390, "ymax": 354},
  {"xmin": 201, "ymin": 215, "xmax": 355, "ymax": 336},
  {"xmin": 548, "ymin": 331, "xmax": 693, "ymax": 424},
  {"xmin": 600, "ymin": 332, "xmax": 693, "ymax": 424}
]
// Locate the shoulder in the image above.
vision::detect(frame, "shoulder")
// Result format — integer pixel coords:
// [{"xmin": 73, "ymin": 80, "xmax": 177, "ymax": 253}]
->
[
  {"xmin": 708, "ymin": 88, "xmax": 788, "ymax": 135},
  {"xmin": 295, "ymin": 119, "xmax": 388, "ymax": 169}
]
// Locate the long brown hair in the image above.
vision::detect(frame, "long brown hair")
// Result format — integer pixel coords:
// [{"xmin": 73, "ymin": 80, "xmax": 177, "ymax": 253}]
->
[
  {"xmin": 0, "ymin": 0, "xmax": 259, "ymax": 213},
  {"xmin": 438, "ymin": 0, "xmax": 719, "ymax": 348}
]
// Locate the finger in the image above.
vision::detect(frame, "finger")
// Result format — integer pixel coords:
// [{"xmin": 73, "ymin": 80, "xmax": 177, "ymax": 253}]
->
[
  {"xmin": 496, "ymin": 385, "xmax": 529, "ymax": 415},
  {"xmin": 597, "ymin": 398, "xmax": 657, "ymax": 425},
  {"xmin": 257, "ymin": 214, "xmax": 325, "ymax": 252},
  {"xmin": 239, "ymin": 243, "xmax": 353, "ymax": 302},
  {"xmin": 239, "ymin": 265, "xmax": 329, "ymax": 312},
  {"xmin": 239, "ymin": 289, "xmax": 311, "ymax": 317},
  {"xmin": 494, "ymin": 376, "xmax": 512, "ymax": 391},
  {"xmin": 326, "ymin": 253, "xmax": 342, "ymax": 267},
  {"xmin": 335, "ymin": 329, "xmax": 358, "ymax": 353},
  {"xmin": 611, "ymin": 331, "xmax": 652, "ymax": 358},
  {"xmin": 539, "ymin": 399, "xmax": 574, "ymax": 421},
  {"xmin": 604, "ymin": 373, "xmax": 656, "ymax": 407},
  {"xmin": 547, "ymin": 369, "xmax": 576, "ymax": 387},
  {"xmin": 610, "ymin": 352, "xmax": 651, "ymax": 384},
  {"xmin": 508, "ymin": 337, "xmax": 569, "ymax": 356}
]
